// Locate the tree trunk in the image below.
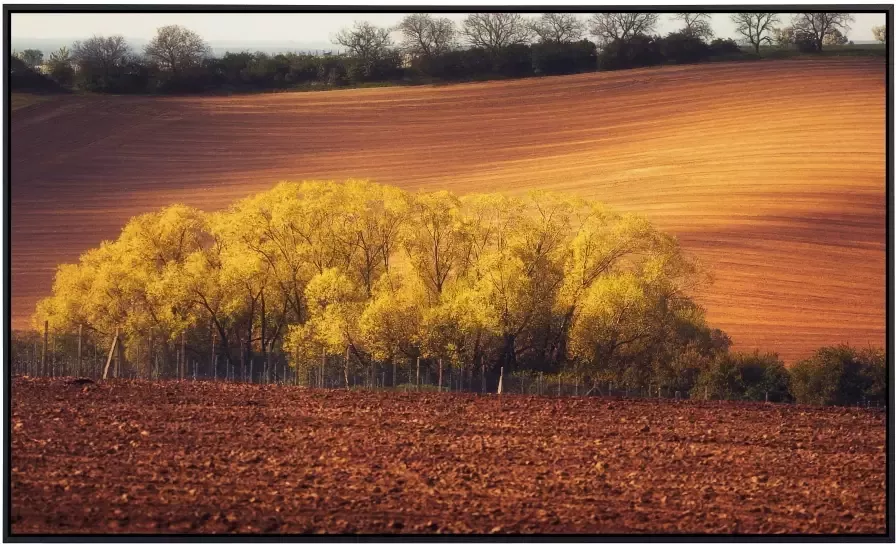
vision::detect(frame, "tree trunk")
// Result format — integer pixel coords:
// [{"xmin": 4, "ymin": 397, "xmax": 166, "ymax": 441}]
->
[
  {"xmin": 438, "ymin": 358, "xmax": 443, "ymax": 391},
  {"xmin": 393, "ymin": 358, "xmax": 397, "ymax": 388},
  {"xmin": 344, "ymin": 345, "xmax": 351, "ymax": 389}
]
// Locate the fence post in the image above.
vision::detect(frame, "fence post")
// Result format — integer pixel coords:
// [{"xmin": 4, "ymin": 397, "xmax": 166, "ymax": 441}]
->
[
  {"xmin": 180, "ymin": 331, "xmax": 186, "ymax": 381},
  {"xmin": 320, "ymin": 348, "xmax": 326, "ymax": 389},
  {"xmin": 416, "ymin": 357, "xmax": 421, "ymax": 391},
  {"xmin": 102, "ymin": 328, "xmax": 120, "ymax": 380},
  {"xmin": 41, "ymin": 320, "xmax": 48, "ymax": 377},
  {"xmin": 498, "ymin": 366, "xmax": 504, "ymax": 395}
]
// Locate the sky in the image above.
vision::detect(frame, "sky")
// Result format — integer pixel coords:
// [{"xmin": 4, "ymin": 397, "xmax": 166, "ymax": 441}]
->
[{"xmin": 10, "ymin": 12, "xmax": 887, "ymax": 53}]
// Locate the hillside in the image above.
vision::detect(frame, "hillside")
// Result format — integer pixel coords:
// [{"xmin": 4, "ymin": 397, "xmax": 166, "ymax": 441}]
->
[{"xmin": 10, "ymin": 58, "xmax": 885, "ymax": 361}]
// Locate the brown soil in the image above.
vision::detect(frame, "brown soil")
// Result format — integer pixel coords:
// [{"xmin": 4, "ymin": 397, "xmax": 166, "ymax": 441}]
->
[
  {"xmin": 10, "ymin": 59, "xmax": 886, "ymax": 361},
  {"xmin": 10, "ymin": 378, "xmax": 886, "ymax": 535}
]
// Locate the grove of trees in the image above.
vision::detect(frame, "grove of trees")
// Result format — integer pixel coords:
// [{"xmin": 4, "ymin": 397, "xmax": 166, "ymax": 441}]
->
[
  {"xmin": 13, "ymin": 12, "xmax": 878, "ymax": 96},
  {"xmin": 15, "ymin": 181, "xmax": 885, "ymax": 407}
]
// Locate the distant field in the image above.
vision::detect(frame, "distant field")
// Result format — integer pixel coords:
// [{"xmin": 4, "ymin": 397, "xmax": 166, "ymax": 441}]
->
[
  {"xmin": 10, "ymin": 378, "xmax": 886, "ymax": 534},
  {"xmin": 10, "ymin": 58, "xmax": 885, "ymax": 361}
]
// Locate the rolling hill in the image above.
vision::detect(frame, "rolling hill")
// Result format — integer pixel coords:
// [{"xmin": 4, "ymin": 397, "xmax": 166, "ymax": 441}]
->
[{"xmin": 10, "ymin": 58, "xmax": 886, "ymax": 361}]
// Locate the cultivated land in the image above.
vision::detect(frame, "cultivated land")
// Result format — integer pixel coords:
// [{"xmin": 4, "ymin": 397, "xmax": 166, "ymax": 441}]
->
[
  {"xmin": 11, "ymin": 378, "xmax": 886, "ymax": 534},
  {"xmin": 10, "ymin": 58, "xmax": 885, "ymax": 361}
]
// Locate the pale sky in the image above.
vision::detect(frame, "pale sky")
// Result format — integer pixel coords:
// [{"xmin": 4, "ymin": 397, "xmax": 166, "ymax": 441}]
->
[{"xmin": 10, "ymin": 12, "xmax": 888, "ymax": 48}]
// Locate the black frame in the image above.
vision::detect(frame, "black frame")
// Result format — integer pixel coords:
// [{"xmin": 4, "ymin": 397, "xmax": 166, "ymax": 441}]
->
[{"xmin": 3, "ymin": 4, "xmax": 893, "ymax": 543}]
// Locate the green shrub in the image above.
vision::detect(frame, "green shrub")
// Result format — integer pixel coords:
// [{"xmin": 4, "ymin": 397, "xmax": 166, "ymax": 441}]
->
[{"xmin": 789, "ymin": 345, "xmax": 884, "ymax": 406}]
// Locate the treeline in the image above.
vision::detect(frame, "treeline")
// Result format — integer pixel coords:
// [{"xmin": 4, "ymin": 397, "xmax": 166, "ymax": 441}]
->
[
  {"xmin": 18, "ymin": 180, "xmax": 885, "ymax": 407},
  {"xmin": 12, "ymin": 12, "xmax": 876, "ymax": 95}
]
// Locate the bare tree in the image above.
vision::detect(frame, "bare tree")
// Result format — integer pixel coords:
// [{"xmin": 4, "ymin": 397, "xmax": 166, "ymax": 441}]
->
[
  {"xmin": 588, "ymin": 13, "xmax": 659, "ymax": 46},
  {"xmin": 395, "ymin": 14, "xmax": 457, "ymax": 58},
  {"xmin": 872, "ymin": 25, "xmax": 886, "ymax": 44},
  {"xmin": 144, "ymin": 25, "xmax": 210, "ymax": 74},
  {"xmin": 530, "ymin": 13, "xmax": 586, "ymax": 43},
  {"xmin": 461, "ymin": 13, "xmax": 531, "ymax": 53},
  {"xmin": 71, "ymin": 35, "xmax": 132, "ymax": 79},
  {"xmin": 333, "ymin": 21, "xmax": 394, "ymax": 64},
  {"xmin": 730, "ymin": 13, "xmax": 781, "ymax": 54},
  {"xmin": 791, "ymin": 13, "xmax": 855, "ymax": 52},
  {"xmin": 673, "ymin": 13, "xmax": 714, "ymax": 41}
]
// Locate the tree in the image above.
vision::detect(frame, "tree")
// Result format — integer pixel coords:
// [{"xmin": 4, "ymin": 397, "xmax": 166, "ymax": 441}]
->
[
  {"xmin": 461, "ymin": 13, "xmax": 531, "ymax": 53},
  {"xmin": 395, "ymin": 14, "xmax": 457, "ymax": 59},
  {"xmin": 772, "ymin": 26, "xmax": 795, "ymax": 46},
  {"xmin": 566, "ymin": 230, "xmax": 703, "ymax": 392},
  {"xmin": 46, "ymin": 46, "xmax": 74, "ymax": 85},
  {"xmin": 17, "ymin": 49, "xmax": 43, "ymax": 68},
  {"xmin": 529, "ymin": 13, "xmax": 586, "ymax": 44},
  {"xmin": 730, "ymin": 13, "xmax": 781, "ymax": 54},
  {"xmin": 823, "ymin": 28, "xmax": 849, "ymax": 46},
  {"xmin": 403, "ymin": 191, "xmax": 467, "ymax": 300},
  {"xmin": 333, "ymin": 21, "xmax": 394, "ymax": 71},
  {"xmin": 791, "ymin": 13, "xmax": 854, "ymax": 52},
  {"xmin": 872, "ymin": 25, "xmax": 886, "ymax": 44},
  {"xmin": 588, "ymin": 13, "xmax": 659, "ymax": 46},
  {"xmin": 144, "ymin": 24, "xmax": 210, "ymax": 74},
  {"xmin": 661, "ymin": 31, "xmax": 711, "ymax": 64},
  {"xmin": 71, "ymin": 35, "xmax": 132, "ymax": 81},
  {"xmin": 789, "ymin": 345, "xmax": 878, "ymax": 405},
  {"xmin": 673, "ymin": 13, "xmax": 714, "ymax": 42}
]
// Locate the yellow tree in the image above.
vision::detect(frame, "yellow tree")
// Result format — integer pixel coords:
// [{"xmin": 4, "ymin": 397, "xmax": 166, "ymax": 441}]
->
[
  {"xmin": 567, "ymin": 233, "xmax": 705, "ymax": 392},
  {"xmin": 342, "ymin": 180, "xmax": 410, "ymax": 296},
  {"xmin": 286, "ymin": 267, "xmax": 366, "ymax": 387},
  {"xmin": 403, "ymin": 190, "xmax": 468, "ymax": 302},
  {"xmin": 550, "ymin": 204, "xmax": 661, "ymax": 365},
  {"xmin": 359, "ymin": 270, "xmax": 424, "ymax": 386},
  {"xmin": 468, "ymin": 192, "xmax": 572, "ymax": 375}
]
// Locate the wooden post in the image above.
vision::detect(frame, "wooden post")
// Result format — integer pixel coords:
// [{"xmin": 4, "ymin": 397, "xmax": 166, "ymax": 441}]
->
[
  {"xmin": 416, "ymin": 357, "xmax": 420, "ymax": 392},
  {"xmin": 438, "ymin": 359, "xmax": 443, "ymax": 391},
  {"xmin": 320, "ymin": 348, "xmax": 325, "ymax": 389},
  {"xmin": 498, "ymin": 366, "xmax": 504, "ymax": 395},
  {"xmin": 180, "ymin": 331, "xmax": 186, "ymax": 381},
  {"xmin": 765, "ymin": 391, "xmax": 769, "ymax": 403},
  {"xmin": 41, "ymin": 320, "xmax": 48, "ymax": 377},
  {"xmin": 210, "ymin": 322, "xmax": 216, "ymax": 381},
  {"xmin": 575, "ymin": 375, "xmax": 579, "ymax": 397},
  {"xmin": 102, "ymin": 328, "xmax": 120, "ymax": 380},
  {"xmin": 76, "ymin": 324, "xmax": 83, "ymax": 377},
  {"xmin": 344, "ymin": 345, "xmax": 351, "ymax": 389}
]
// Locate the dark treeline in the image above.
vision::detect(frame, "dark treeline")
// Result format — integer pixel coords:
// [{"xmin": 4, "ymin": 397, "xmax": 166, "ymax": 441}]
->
[{"xmin": 11, "ymin": 12, "xmax": 876, "ymax": 95}]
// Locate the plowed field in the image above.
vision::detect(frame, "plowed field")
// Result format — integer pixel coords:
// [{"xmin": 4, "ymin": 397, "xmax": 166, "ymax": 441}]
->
[
  {"xmin": 10, "ymin": 59, "xmax": 886, "ymax": 361},
  {"xmin": 10, "ymin": 378, "xmax": 886, "ymax": 534}
]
